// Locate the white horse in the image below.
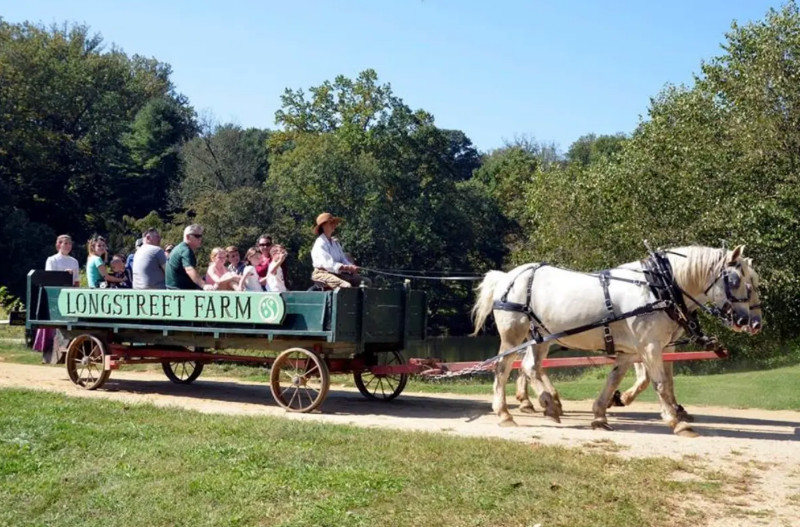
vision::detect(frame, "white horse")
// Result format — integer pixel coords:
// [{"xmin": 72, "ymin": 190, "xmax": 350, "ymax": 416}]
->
[
  {"xmin": 610, "ymin": 263, "xmax": 762, "ymax": 414},
  {"xmin": 472, "ymin": 246, "xmax": 755, "ymax": 436}
]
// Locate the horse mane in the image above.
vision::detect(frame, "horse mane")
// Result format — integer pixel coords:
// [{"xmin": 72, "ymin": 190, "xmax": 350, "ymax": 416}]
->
[{"xmin": 667, "ymin": 246, "xmax": 726, "ymax": 293}]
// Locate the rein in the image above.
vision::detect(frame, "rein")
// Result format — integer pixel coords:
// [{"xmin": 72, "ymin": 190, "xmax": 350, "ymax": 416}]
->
[{"xmin": 358, "ymin": 267, "xmax": 484, "ymax": 281}]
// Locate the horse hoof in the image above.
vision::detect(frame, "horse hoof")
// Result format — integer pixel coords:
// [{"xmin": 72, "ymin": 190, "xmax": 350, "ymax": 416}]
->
[
  {"xmin": 591, "ymin": 419, "xmax": 614, "ymax": 431},
  {"xmin": 519, "ymin": 405, "xmax": 536, "ymax": 414},
  {"xmin": 499, "ymin": 418, "xmax": 518, "ymax": 428},
  {"xmin": 673, "ymin": 422, "xmax": 698, "ymax": 438},
  {"xmin": 676, "ymin": 405, "xmax": 694, "ymax": 423},
  {"xmin": 545, "ymin": 413, "xmax": 561, "ymax": 424}
]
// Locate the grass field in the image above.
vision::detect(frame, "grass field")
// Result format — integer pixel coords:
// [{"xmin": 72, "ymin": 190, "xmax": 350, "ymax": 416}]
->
[{"xmin": 0, "ymin": 388, "xmax": 723, "ymax": 527}]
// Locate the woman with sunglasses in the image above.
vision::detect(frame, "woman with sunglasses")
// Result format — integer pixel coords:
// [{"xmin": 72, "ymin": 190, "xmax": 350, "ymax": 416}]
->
[{"xmin": 255, "ymin": 235, "xmax": 272, "ymax": 290}]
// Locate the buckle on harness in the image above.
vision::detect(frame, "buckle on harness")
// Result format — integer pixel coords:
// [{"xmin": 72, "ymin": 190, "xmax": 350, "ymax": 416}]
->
[{"xmin": 602, "ymin": 325, "xmax": 613, "ymax": 344}]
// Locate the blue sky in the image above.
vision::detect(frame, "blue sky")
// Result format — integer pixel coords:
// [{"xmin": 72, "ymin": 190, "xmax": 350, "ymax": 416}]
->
[{"xmin": 3, "ymin": 1, "xmax": 783, "ymax": 153}]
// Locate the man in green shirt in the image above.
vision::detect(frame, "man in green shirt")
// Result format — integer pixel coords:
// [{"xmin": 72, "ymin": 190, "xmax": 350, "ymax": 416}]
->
[{"xmin": 166, "ymin": 224, "xmax": 214, "ymax": 290}]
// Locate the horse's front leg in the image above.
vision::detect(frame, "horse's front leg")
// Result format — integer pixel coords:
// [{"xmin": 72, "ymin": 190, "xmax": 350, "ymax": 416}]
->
[
  {"xmin": 616, "ymin": 362, "xmax": 649, "ymax": 407},
  {"xmin": 640, "ymin": 344, "xmax": 697, "ymax": 437},
  {"xmin": 592, "ymin": 352, "xmax": 635, "ymax": 430},
  {"xmin": 515, "ymin": 368, "xmax": 536, "ymax": 414},
  {"xmin": 520, "ymin": 343, "xmax": 561, "ymax": 422},
  {"xmin": 613, "ymin": 361, "xmax": 693, "ymax": 421},
  {"xmin": 493, "ymin": 352, "xmax": 518, "ymax": 427}
]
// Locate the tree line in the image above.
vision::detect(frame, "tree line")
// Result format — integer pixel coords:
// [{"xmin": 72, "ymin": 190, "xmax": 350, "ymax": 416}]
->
[{"xmin": 2, "ymin": 3, "xmax": 800, "ymax": 354}]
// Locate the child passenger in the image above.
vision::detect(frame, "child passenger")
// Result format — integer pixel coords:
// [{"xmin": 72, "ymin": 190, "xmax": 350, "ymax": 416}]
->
[
  {"xmin": 266, "ymin": 245, "xmax": 288, "ymax": 292},
  {"xmin": 101, "ymin": 255, "xmax": 131, "ymax": 288},
  {"xmin": 238, "ymin": 247, "xmax": 264, "ymax": 292}
]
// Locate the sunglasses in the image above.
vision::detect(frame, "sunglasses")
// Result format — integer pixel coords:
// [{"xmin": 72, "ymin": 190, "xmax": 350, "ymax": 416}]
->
[
  {"xmin": 189, "ymin": 234, "xmax": 203, "ymax": 239},
  {"xmin": 259, "ymin": 243, "xmax": 271, "ymax": 247}
]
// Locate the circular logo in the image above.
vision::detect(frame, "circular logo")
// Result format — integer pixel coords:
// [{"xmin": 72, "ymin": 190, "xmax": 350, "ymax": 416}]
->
[{"xmin": 258, "ymin": 296, "xmax": 279, "ymax": 322}]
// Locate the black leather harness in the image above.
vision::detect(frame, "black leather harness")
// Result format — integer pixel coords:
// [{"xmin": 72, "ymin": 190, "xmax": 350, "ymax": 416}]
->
[{"xmin": 491, "ymin": 251, "xmax": 707, "ymax": 356}]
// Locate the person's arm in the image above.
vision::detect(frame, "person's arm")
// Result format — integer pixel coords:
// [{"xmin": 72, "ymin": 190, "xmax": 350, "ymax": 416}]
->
[
  {"xmin": 186, "ymin": 266, "xmax": 215, "ymax": 290},
  {"xmin": 45, "ymin": 256, "xmax": 55, "ymax": 271},
  {"xmin": 269, "ymin": 253, "xmax": 286, "ymax": 274},
  {"xmin": 98, "ymin": 264, "xmax": 125, "ymax": 283},
  {"xmin": 239, "ymin": 268, "xmax": 254, "ymax": 291}
]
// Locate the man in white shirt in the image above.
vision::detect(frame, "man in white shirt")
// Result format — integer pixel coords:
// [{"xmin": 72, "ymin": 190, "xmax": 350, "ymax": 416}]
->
[
  {"xmin": 310, "ymin": 212, "xmax": 369, "ymax": 289},
  {"xmin": 45, "ymin": 234, "xmax": 80, "ymax": 286}
]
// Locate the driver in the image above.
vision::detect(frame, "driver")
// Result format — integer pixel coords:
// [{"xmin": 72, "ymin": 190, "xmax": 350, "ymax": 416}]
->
[{"xmin": 310, "ymin": 212, "xmax": 369, "ymax": 289}]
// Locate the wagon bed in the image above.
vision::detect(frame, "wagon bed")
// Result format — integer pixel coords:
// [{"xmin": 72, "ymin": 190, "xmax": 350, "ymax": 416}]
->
[{"xmin": 25, "ymin": 270, "xmax": 426, "ymax": 411}]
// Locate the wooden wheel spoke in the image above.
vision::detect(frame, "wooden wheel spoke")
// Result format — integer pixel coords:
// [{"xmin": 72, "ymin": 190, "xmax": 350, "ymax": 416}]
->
[{"xmin": 287, "ymin": 387, "xmax": 300, "ymax": 409}]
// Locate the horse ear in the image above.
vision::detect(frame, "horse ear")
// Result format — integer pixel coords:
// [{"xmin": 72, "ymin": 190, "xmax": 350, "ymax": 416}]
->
[{"xmin": 729, "ymin": 244, "xmax": 745, "ymax": 264}]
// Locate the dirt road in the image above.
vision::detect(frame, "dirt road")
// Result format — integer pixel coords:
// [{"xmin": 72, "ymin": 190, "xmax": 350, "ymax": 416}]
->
[{"xmin": 1, "ymin": 361, "xmax": 799, "ymax": 526}]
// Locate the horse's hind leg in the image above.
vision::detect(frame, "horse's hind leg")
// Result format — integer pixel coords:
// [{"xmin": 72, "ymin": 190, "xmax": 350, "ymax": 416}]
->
[
  {"xmin": 592, "ymin": 353, "xmax": 636, "ymax": 431},
  {"xmin": 494, "ymin": 352, "xmax": 518, "ymax": 426}
]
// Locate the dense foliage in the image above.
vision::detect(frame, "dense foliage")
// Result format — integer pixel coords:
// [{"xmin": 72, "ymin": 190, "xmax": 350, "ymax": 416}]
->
[{"xmin": 2, "ymin": 4, "xmax": 800, "ymax": 347}]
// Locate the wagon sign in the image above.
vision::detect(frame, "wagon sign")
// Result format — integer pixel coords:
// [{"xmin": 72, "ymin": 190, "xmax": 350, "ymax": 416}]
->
[{"xmin": 56, "ymin": 289, "xmax": 286, "ymax": 324}]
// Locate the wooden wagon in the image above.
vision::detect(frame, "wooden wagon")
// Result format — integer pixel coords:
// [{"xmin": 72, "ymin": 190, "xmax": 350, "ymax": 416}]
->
[{"xmin": 24, "ymin": 270, "xmax": 426, "ymax": 412}]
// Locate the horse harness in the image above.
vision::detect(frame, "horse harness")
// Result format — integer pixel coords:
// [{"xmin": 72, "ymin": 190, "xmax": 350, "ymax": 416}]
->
[{"xmin": 491, "ymin": 251, "xmax": 718, "ymax": 358}]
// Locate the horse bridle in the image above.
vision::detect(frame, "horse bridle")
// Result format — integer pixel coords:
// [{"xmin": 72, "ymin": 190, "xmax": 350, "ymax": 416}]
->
[{"xmin": 701, "ymin": 259, "xmax": 752, "ymax": 319}]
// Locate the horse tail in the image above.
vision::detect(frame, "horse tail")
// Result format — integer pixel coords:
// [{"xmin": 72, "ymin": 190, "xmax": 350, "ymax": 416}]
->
[{"xmin": 471, "ymin": 270, "xmax": 507, "ymax": 336}]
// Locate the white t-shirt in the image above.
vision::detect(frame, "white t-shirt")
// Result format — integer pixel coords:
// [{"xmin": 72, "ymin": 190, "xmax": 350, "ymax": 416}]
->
[
  {"xmin": 45, "ymin": 253, "xmax": 80, "ymax": 285},
  {"xmin": 267, "ymin": 261, "xmax": 287, "ymax": 292},
  {"xmin": 240, "ymin": 265, "xmax": 262, "ymax": 292}
]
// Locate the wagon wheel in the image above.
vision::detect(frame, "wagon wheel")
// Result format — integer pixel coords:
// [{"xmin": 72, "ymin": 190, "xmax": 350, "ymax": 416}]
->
[
  {"xmin": 270, "ymin": 348, "xmax": 330, "ymax": 413},
  {"xmin": 353, "ymin": 350, "xmax": 409, "ymax": 402},
  {"xmin": 162, "ymin": 361, "xmax": 204, "ymax": 384},
  {"xmin": 65, "ymin": 335, "xmax": 111, "ymax": 390}
]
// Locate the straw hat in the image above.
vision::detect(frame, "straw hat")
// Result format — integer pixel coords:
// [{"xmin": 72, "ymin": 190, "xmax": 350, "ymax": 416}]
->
[{"xmin": 313, "ymin": 212, "xmax": 341, "ymax": 235}]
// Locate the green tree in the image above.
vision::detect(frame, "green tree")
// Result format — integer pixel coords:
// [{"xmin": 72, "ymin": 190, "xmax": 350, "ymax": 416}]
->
[{"xmin": 0, "ymin": 20, "xmax": 192, "ymax": 295}]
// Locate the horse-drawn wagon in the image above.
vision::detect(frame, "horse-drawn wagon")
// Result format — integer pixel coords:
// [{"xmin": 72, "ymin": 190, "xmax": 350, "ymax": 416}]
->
[{"xmin": 21, "ymin": 242, "xmax": 755, "ymax": 431}]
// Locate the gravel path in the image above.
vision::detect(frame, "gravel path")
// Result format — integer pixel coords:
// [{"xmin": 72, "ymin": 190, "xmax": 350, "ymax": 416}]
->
[{"xmin": 1, "ymin": 360, "xmax": 799, "ymax": 526}]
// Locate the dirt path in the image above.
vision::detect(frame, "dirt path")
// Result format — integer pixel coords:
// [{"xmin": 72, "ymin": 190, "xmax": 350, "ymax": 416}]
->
[{"xmin": 1, "ymin": 361, "xmax": 799, "ymax": 526}]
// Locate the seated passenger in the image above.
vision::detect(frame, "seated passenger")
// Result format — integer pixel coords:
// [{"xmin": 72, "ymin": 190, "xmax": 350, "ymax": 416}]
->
[
  {"xmin": 166, "ymin": 224, "xmax": 214, "ymax": 290},
  {"xmin": 87, "ymin": 236, "xmax": 126, "ymax": 288},
  {"xmin": 132, "ymin": 228, "xmax": 167, "ymax": 289},
  {"xmin": 310, "ymin": 212, "xmax": 370, "ymax": 289},
  {"xmin": 267, "ymin": 244, "xmax": 288, "ymax": 292},
  {"xmin": 206, "ymin": 247, "xmax": 240, "ymax": 291},
  {"xmin": 45, "ymin": 234, "xmax": 80, "ymax": 286},
  {"xmin": 101, "ymin": 255, "xmax": 131, "ymax": 289},
  {"xmin": 238, "ymin": 247, "xmax": 264, "ymax": 292},
  {"xmin": 226, "ymin": 245, "xmax": 245, "ymax": 275},
  {"xmin": 255, "ymin": 234, "xmax": 272, "ymax": 284}
]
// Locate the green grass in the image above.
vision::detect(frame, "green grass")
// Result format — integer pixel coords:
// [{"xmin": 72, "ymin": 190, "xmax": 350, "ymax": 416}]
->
[{"xmin": 0, "ymin": 389, "xmax": 719, "ymax": 527}]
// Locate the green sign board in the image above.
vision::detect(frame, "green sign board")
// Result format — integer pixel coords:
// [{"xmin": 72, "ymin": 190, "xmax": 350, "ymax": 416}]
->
[{"xmin": 56, "ymin": 289, "xmax": 286, "ymax": 325}]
